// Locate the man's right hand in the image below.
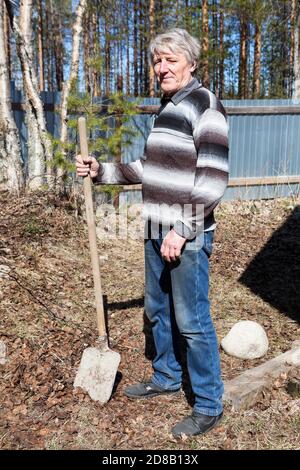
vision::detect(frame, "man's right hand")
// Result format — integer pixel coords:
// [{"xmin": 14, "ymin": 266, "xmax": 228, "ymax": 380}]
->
[{"xmin": 75, "ymin": 154, "xmax": 100, "ymax": 179}]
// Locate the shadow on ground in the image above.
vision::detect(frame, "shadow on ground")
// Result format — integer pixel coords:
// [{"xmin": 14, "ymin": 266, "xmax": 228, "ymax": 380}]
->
[
  {"xmin": 107, "ymin": 297, "xmax": 144, "ymax": 310},
  {"xmin": 239, "ymin": 205, "xmax": 300, "ymax": 324}
]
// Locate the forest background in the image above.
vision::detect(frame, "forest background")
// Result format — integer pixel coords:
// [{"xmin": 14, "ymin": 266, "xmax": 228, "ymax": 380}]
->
[{"xmin": 1, "ymin": 0, "xmax": 300, "ymax": 193}]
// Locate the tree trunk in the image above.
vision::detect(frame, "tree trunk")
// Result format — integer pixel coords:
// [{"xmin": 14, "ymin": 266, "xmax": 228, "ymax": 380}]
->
[
  {"xmin": 185, "ymin": 0, "xmax": 190, "ymax": 30},
  {"xmin": 126, "ymin": 1, "xmax": 130, "ymax": 95},
  {"xmin": 219, "ymin": 9, "xmax": 224, "ymax": 99},
  {"xmin": 253, "ymin": 22, "xmax": 261, "ymax": 98},
  {"xmin": 113, "ymin": 75, "xmax": 123, "ymax": 209},
  {"xmin": 3, "ymin": 2, "xmax": 11, "ymax": 81},
  {"xmin": 281, "ymin": 1, "xmax": 289, "ymax": 95},
  {"xmin": 238, "ymin": 18, "xmax": 248, "ymax": 99},
  {"xmin": 201, "ymin": 0, "xmax": 210, "ymax": 88},
  {"xmin": 59, "ymin": 0, "xmax": 87, "ymax": 182},
  {"xmin": 50, "ymin": 0, "xmax": 63, "ymax": 92},
  {"xmin": 105, "ymin": 14, "xmax": 110, "ymax": 95},
  {"xmin": 37, "ymin": 0, "xmax": 44, "ymax": 91},
  {"xmin": 83, "ymin": 11, "xmax": 91, "ymax": 95},
  {"xmin": 5, "ymin": 0, "xmax": 53, "ymax": 190},
  {"xmin": 175, "ymin": 0, "xmax": 179, "ymax": 27},
  {"xmin": 0, "ymin": 0, "xmax": 23, "ymax": 193},
  {"xmin": 91, "ymin": 9, "xmax": 100, "ymax": 97},
  {"xmin": 143, "ymin": 16, "xmax": 148, "ymax": 95},
  {"xmin": 120, "ymin": 26, "xmax": 124, "ymax": 94},
  {"xmin": 294, "ymin": 11, "xmax": 300, "ymax": 99},
  {"xmin": 139, "ymin": 0, "xmax": 143, "ymax": 95},
  {"xmin": 156, "ymin": 0, "xmax": 163, "ymax": 31},
  {"xmin": 290, "ymin": 0, "xmax": 296, "ymax": 96},
  {"xmin": 212, "ymin": 0, "xmax": 218, "ymax": 94},
  {"xmin": 149, "ymin": 0, "xmax": 155, "ymax": 97},
  {"xmin": 45, "ymin": 0, "xmax": 52, "ymax": 91},
  {"xmin": 133, "ymin": 0, "xmax": 138, "ymax": 96}
]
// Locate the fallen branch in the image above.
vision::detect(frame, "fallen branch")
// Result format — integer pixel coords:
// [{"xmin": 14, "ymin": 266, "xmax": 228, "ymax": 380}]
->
[{"xmin": 8, "ymin": 271, "xmax": 59, "ymax": 320}]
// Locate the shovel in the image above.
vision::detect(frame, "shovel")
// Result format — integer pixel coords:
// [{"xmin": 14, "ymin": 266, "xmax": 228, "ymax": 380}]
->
[{"xmin": 74, "ymin": 116, "xmax": 120, "ymax": 404}]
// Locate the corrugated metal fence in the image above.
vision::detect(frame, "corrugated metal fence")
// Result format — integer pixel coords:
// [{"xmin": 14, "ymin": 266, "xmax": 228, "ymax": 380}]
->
[
  {"xmin": 222, "ymin": 98, "xmax": 300, "ymax": 200},
  {"xmin": 10, "ymin": 81, "xmax": 300, "ymax": 201}
]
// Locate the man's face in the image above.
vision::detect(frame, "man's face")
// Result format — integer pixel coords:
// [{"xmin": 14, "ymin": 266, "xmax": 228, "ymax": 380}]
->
[{"xmin": 153, "ymin": 48, "xmax": 195, "ymax": 95}]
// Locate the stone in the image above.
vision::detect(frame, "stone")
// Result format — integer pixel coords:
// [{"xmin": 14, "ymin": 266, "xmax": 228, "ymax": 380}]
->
[
  {"xmin": 0, "ymin": 341, "xmax": 7, "ymax": 365},
  {"xmin": 221, "ymin": 320, "xmax": 268, "ymax": 359}
]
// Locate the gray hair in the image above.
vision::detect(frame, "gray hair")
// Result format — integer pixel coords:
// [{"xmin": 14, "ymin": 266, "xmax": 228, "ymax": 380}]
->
[{"xmin": 149, "ymin": 28, "xmax": 200, "ymax": 69}]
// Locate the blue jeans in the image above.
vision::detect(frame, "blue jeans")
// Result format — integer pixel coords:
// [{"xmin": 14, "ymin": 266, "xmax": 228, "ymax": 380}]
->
[{"xmin": 144, "ymin": 230, "xmax": 223, "ymax": 416}]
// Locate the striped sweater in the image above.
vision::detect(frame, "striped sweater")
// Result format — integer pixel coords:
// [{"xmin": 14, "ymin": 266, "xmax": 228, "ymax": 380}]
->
[{"xmin": 94, "ymin": 78, "xmax": 229, "ymax": 239}]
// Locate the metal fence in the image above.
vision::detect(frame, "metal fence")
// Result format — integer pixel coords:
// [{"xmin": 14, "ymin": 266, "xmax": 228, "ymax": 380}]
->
[
  {"xmin": 10, "ymin": 82, "xmax": 300, "ymax": 201},
  {"xmin": 222, "ymin": 98, "xmax": 300, "ymax": 200}
]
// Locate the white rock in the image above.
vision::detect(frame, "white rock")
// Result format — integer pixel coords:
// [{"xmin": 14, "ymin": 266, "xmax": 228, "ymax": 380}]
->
[
  {"xmin": 221, "ymin": 320, "xmax": 269, "ymax": 359},
  {"xmin": 0, "ymin": 341, "xmax": 7, "ymax": 365}
]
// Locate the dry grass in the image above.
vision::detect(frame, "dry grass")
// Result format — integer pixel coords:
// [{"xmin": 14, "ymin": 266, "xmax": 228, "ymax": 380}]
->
[{"xmin": 0, "ymin": 191, "xmax": 299, "ymax": 450}]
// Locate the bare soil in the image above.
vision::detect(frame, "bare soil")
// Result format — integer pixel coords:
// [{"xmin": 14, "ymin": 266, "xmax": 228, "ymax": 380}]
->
[{"xmin": 0, "ymin": 190, "xmax": 299, "ymax": 450}]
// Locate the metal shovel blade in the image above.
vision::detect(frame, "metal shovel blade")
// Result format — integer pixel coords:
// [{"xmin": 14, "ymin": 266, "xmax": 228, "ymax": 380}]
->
[{"xmin": 74, "ymin": 346, "xmax": 121, "ymax": 404}]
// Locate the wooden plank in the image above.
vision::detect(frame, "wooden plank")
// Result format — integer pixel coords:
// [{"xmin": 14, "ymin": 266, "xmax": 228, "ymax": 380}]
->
[
  {"xmin": 11, "ymin": 102, "xmax": 56, "ymax": 112},
  {"xmin": 11, "ymin": 102, "xmax": 300, "ymax": 116},
  {"xmin": 228, "ymin": 175, "xmax": 300, "ymax": 186},
  {"xmin": 137, "ymin": 104, "xmax": 300, "ymax": 115},
  {"xmin": 119, "ymin": 175, "xmax": 300, "ymax": 193},
  {"xmin": 136, "ymin": 104, "xmax": 160, "ymax": 114},
  {"xmin": 120, "ymin": 184, "xmax": 142, "ymax": 192},
  {"xmin": 226, "ymin": 106, "xmax": 300, "ymax": 115},
  {"xmin": 119, "ymin": 104, "xmax": 300, "ymax": 115},
  {"xmin": 223, "ymin": 341, "xmax": 300, "ymax": 410}
]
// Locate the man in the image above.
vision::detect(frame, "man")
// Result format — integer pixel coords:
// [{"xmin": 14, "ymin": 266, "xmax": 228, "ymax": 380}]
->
[{"xmin": 76, "ymin": 28, "xmax": 229, "ymax": 438}]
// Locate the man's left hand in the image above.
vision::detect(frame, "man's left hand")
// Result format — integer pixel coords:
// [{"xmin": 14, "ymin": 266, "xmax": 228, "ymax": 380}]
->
[{"xmin": 161, "ymin": 229, "xmax": 186, "ymax": 262}]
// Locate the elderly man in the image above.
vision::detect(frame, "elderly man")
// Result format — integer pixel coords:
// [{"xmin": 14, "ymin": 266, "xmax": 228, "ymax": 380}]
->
[{"xmin": 76, "ymin": 28, "xmax": 229, "ymax": 438}]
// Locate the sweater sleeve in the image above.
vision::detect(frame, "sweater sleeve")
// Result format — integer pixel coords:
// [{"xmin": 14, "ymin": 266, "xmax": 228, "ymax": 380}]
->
[
  {"xmin": 93, "ymin": 154, "xmax": 146, "ymax": 185},
  {"xmin": 173, "ymin": 105, "xmax": 229, "ymax": 239}
]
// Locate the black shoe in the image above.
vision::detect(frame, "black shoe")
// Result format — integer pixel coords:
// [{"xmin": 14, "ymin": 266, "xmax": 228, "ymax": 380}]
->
[
  {"xmin": 172, "ymin": 411, "xmax": 223, "ymax": 438},
  {"xmin": 124, "ymin": 381, "xmax": 180, "ymax": 399}
]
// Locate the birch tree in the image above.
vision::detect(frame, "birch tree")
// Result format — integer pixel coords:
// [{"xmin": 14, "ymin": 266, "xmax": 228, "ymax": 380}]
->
[
  {"xmin": 45, "ymin": 0, "xmax": 53, "ymax": 91},
  {"xmin": 3, "ymin": 1, "xmax": 11, "ymax": 80},
  {"xmin": 5, "ymin": 0, "xmax": 53, "ymax": 190},
  {"xmin": 59, "ymin": 0, "xmax": 87, "ymax": 181},
  {"xmin": 37, "ymin": 0, "xmax": 44, "ymax": 91},
  {"xmin": 293, "ymin": 5, "xmax": 300, "ymax": 98},
  {"xmin": 0, "ymin": 0, "xmax": 23, "ymax": 193}
]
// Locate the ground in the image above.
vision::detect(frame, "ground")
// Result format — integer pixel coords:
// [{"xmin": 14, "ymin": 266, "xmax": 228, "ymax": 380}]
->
[{"xmin": 0, "ymin": 190, "xmax": 299, "ymax": 450}]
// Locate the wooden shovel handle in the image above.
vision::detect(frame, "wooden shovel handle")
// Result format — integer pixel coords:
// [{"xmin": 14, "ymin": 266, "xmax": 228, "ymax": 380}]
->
[{"xmin": 78, "ymin": 117, "xmax": 106, "ymax": 338}]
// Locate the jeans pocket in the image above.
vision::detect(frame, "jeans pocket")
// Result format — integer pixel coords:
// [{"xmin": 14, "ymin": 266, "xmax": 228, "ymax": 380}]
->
[{"xmin": 203, "ymin": 231, "xmax": 214, "ymax": 258}]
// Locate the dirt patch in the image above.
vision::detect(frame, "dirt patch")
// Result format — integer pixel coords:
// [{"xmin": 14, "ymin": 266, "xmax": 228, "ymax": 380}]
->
[{"xmin": 0, "ymin": 190, "xmax": 299, "ymax": 450}]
